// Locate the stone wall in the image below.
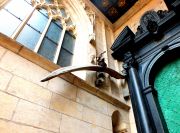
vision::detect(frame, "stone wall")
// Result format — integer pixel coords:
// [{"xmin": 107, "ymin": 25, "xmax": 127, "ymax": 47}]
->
[{"xmin": 0, "ymin": 45, "xmax": 131, "ymax": 133}]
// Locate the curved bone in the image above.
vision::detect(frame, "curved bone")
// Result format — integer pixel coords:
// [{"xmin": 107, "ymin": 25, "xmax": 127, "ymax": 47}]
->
[{"xmin": 41, "ymin": 65, "xmax": 125, "ymax": 82}]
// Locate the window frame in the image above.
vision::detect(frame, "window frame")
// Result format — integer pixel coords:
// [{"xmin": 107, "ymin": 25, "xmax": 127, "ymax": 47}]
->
[{"xmin": 0, "ymin": 0, "xmax": 76, "ymax": 67}]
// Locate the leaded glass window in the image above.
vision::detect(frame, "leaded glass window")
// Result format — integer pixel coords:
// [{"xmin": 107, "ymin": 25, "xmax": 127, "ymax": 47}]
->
[
  {"xmin": 0, "ymin": 9, "xmax": 21, "ymax": 36},
  {"xmin": 45, "ymin": 21, "xmax": 62, "ymax": 44},
  {"xmin": 16, "ymin": 25, "xmax": 41, "ymax": 49},
  {"xmin": 38, "ymin": 38, "xmax": 57, "ymax": 61},
  {"xmin": 0, "ymin": 0, "xmax": 76, "ymax": 67},
  {"xmin": 4, "ymin": 0, "xmax": 33, "ymax": 20},
  {"xmin": 27, "ymin": 10, "xmax": 48, "ymax": 33}
]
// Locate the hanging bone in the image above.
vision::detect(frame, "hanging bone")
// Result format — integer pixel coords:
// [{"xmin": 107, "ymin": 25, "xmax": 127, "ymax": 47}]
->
[{"xmin": 41, "ymin": 51, "xmax": 125, "ymax": 84}]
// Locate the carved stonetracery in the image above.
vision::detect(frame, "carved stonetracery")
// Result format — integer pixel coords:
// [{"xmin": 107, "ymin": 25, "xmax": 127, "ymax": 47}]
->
[{"xmin": 31, "ymin": 0, "xmax": 76, "ymax": 34}]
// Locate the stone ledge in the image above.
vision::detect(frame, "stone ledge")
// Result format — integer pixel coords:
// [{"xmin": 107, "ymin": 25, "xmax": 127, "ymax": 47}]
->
[{"xmin": 0, "ymin": 33, "xmax": 130, "ymax": 111}]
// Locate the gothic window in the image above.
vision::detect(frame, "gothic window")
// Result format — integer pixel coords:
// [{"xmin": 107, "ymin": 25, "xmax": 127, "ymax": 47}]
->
[{"xmin": 0, "ymin": 0, "xmax": 76, "ymax": 67}]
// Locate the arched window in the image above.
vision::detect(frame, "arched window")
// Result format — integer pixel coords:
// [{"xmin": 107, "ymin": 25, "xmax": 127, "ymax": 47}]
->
[
  {"xmin": 112, "ymin": 110, "xmax": 128, "ymax": 133},
  {"xmin": 0, "ymin": 0, "xmax": 76, "ymax": 67}
]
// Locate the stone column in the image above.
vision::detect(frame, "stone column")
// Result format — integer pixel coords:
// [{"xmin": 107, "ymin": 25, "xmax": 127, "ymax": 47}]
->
[{"xmin": 123, "ymin": 53, "xmax": 152, "ymax": 133}]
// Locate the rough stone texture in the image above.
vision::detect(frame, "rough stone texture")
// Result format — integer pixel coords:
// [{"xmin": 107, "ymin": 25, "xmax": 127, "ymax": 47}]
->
[
  {"xmin": 0, "ymin": 51, "xmax": 48, "ymax": 88},
  {"xmin": 77, "ymin": 89, "xmax": 108, "ymax": 115},
  {"xmin": 83, "ymin": 107, "xmax": 112, "ymax": 130},
  {"xmin": 0, "ymin": 91, "xmax": 19, "ymax": 120},
  {"xmin": 91, "ymin": 125, "xmax": 112, "ymax": 133},
  {"xmin": 0, "ymin": 119, "xmax": 51, "ymax": 133},
  {"xmin": 60, "ymin": 114, "xmax": 91, "ymax": 133},
  {"xmin": 0, "ymin": 68, "xmax": 12, "ymax": 91},
  {"xmin": 50, "ymin": 93, "xmax": 83, "ymax": 119},
  {"xmin": 13, "ymin": 100, "xmax": 61, "ymax": 133},
  {"xmin": 48, "ymin": 77, "xmax": 77, "ymax": 100},
  {"xmin": 7, "ymin": 76, "xmax": 52, "ymax": 107}
]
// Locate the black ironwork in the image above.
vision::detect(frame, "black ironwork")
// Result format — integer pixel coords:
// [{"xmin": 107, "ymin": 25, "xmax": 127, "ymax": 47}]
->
[{"xmin": 111, "ymin": 0, "xmax": 180, "ymax": 132}]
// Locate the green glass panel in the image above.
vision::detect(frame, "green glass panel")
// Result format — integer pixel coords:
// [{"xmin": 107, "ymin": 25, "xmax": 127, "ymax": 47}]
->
[{"xmin": 154, "ymin": 58, "xmax": 180, "ymax": 133}]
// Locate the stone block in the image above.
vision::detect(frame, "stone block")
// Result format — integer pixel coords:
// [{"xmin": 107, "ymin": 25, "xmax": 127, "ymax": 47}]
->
[
  {"xmin": 0, "ymin": 119, "xmax": 51, "ymax": 133},
  {"xmin": 76, "ymin": 89, "xmax": 108, "ymax": 115},
  {"xmin": 0, "ymin": 46, "xmax": 6, "ymax": 59},
  {"xmin": 7, "ymin": 76, "xmax": 52, "ymax": 107},
  {"xmin": 91, "ymin": 125, "xmax": 112, "ymax": 133},
  {"xmin": 48, "ymin": 77, "xmax": 77, "ymax": 100},
  {"xmin": 82, "ymin": 107, "xmax": 112, "ymax": 130},
  {"xmin": 0, "ymin": 91, "xmax": 19, "ymax": 120},
  {"xmin": 0, "ymin": 51, "xmax": 48, "ymax": 88},
  {"xmin": 50, "ymin": 93, "xmax": 83, "ymax": 119},
  {"xmin": 13, "ymin": 100, "xmax": 61, "ymax": 133},
  {"xmin": 60, "ymin": 114, "xmax": 91, "ymax": 133},
  {"xmin": 0, "ymin": 68, "xmax": 12, "ymax": 91}
]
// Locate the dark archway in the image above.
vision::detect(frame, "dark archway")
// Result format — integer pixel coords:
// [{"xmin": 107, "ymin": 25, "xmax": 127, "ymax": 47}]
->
[
  {"xmin": 112, "ymin": 110, "xmax": 121, "ymax": 133},
  {"xmin": 145, "ymin": 46, "xmax": 180, "ymax": 133},
  {"xmin": 111, "ymin": 1, "xmax": 180, "ymax": 132}
]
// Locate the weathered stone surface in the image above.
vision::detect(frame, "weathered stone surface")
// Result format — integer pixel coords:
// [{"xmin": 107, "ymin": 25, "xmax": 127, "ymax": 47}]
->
[
  {"xmin": 0, "ymin": 91, "xmax": 19, "ymax": 120},
  {"xmin": 0, "ymin": 119, "xmax": 51, "ymax": 133},
  {"xmin": 60, "ymin": 114, "xmax": 91, "ymax": 133},
  {"xmin": 91, "ymin": 125, "xmax": 112, "ymax": 133},
  {"xmin": 76, "ymin": 89, "xmax": 108, "ymax": 115},
  {"xmin": 48, "ymin": 77, "xmax": 77, "ymax": 100},
  {"xmin": 0, "ymin": 46, "xmax": 6, "ymax": 59},
  {"xmin": 82, "ymin": 107, "xmax": 112, "ymax": 130},
  {"xmin": 50, "ymin": 93, "xmax": 83, "ymax": 119},
  {"xmin": 13, "ymin": 100, "xmax": 61, "ymax": 133},
  {"xmin": 0, "ymin": 69, "xmax": 12, "ymax": 91},
  {"xmin": 0, "ymin": 51, "xmax": 48, "ymax": 88},
  {"xmin": 7, "ymin": 76, "xmax": 52, "ymax": 107}
]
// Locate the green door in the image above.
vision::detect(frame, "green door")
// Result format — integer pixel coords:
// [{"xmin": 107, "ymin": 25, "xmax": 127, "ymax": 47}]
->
[{"xmin": 154, "ymin": 58, "xmax": 180, "ymax": 133}]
